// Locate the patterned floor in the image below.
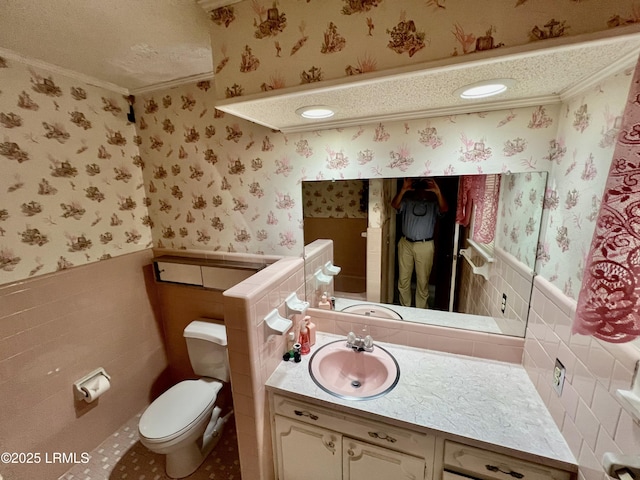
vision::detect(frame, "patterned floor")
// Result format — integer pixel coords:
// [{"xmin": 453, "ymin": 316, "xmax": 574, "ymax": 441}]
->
[{"xmin": 59, "ymin": 411, "xmax": 241, "ymax": 480}]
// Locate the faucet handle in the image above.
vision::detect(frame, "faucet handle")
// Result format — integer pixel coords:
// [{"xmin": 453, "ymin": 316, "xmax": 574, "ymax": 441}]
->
[
  {"xmin": 347, "ymin": 332, "xmax": 356, "ymax": 345},
  {"xmin": 364, "ymin": 335, "xmax": 373, "ymax": 350}
]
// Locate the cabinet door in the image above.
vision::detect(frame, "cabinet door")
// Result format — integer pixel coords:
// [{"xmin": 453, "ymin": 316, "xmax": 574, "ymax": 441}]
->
[
  {"xmin": 274, "ymin": 415, "xmax": 342, "ymax": 480},
  {"xmin": 343, "ymin": 437, "xmax": 426, "ymax": 480}
]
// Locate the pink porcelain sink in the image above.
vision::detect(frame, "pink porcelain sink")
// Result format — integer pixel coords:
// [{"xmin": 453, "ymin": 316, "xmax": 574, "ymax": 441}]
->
[{"xmin": 308, "ymin": 340, "xmax": 400, "ymax": 400}]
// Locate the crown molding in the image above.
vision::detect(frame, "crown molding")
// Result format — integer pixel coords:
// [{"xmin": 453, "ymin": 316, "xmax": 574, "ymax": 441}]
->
[
  {"xmin": 560, "ymin": 47, "xmax": 640, "ymax": 102},
  {"xmin": 129, "ymin": 72, "xmax": 214, "ymax": 95},
  {"xmin": 0, "ymin": 46, "xmax": 129, "ymax": 94},
  {"xmin": 275, "ymin": 94, "xmax": 561, "ymax": 134}
]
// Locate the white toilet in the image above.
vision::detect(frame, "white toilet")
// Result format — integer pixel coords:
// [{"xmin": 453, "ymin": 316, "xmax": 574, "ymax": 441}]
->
[{"xmin": 138, "ymin": 320, "xmax": 233, "ymax": 479}]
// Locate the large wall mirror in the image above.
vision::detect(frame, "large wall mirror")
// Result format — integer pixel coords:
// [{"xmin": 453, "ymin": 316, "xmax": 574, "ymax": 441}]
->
[{"xmin": 303, "ymin": 172, "xmax": 548, "ymax": 337}]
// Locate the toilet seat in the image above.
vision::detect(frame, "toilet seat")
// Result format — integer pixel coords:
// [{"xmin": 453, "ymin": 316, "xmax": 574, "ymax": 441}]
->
[{"xmin": 139, "ymin": 379, "xmax": 222, "ymax": 443}]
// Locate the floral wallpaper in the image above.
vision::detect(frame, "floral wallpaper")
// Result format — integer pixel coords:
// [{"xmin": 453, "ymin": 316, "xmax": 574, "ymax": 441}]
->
[
  {"xmin": 137, "ymin": 83, "xmax": 301, "ymax": 253},
  {"xmin": 206, "ymin": 0, "xmax": 640, "ymax": 100},
  {"xmin": 496, "ymin": 171, "xmax": 547, "ymax": 269},
  {"xmin": 537, "ymin": 68, "xmax": 633, "ymax": 299},
  {"xmin": 367, "ymin": 178, "xmax": 394, "ymax": 229},
  {"xmin": 302, "ymin": 180, "xmax": 366, "ymax": 218},
  {"xmin": 2, "ymin": 53, "xmax": 562, "ymax": 288},
  {"xmin": 1, "ymin": 54, "xmax": 631, "ymax": 297},
  {"xmin": 138, "ymin": 80, "xmax": 560, "ymax": 258},
  {"xmin": 0, "ymin": 56, "xmax": 150, "ymax": 284}
]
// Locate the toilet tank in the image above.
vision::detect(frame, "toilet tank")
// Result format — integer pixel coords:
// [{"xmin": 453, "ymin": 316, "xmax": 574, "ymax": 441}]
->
[{"xmin": 183, "ymin": 320, "xmax": 230, "ymax": 382}]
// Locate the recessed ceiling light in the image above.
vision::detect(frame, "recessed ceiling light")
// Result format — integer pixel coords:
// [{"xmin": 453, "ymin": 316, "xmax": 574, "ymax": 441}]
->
[
  {"xmin": 455, "ymin": 79, "xmax": 515, "ymax": 99},
  {"xmin": 296, "ymin": 106, "xmax": 335, "ymax": 119}
]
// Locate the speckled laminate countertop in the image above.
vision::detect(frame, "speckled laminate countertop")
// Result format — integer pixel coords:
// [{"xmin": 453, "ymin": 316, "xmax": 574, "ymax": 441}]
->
[{"xmin": 266, "ymin": 332, "xmax": 577, "ymax": 472}]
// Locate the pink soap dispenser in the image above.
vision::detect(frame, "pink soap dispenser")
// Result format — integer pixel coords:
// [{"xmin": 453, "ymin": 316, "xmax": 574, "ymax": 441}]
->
[
  {"xmin": 318, "ymin": 292, "xmax": 332, "ymax": 310},
  {"xmin": 299, "ymin": 319, "xmax": 311, "ymax": 355},
  {"xmin": 305, "ymin": 315, "xmax": 316, "ymax": 346}
]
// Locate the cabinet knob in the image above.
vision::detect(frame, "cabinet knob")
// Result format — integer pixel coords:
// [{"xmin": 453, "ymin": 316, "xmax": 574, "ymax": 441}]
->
[
  {"xmin": 324, "ymin": 440, "xmax": 336, "ymax": 454},
  {"xmin": 348, "ymin": 449, "xmax": 355, "ymax": 457}
]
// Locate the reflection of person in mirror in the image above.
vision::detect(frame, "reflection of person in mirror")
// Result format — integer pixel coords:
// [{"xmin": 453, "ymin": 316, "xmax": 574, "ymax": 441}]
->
[{"xmin": 391, "ymin": 177, "xmax": 448, "ymax": 309}]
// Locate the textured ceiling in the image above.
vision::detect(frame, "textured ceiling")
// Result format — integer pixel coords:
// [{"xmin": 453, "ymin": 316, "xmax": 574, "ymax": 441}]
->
[
  {"xmin": 0, "ymin": 0, "xmax": 213, "ymax": 91},
  {"xmin": 1, "ymin": 2, "xmax": 640, "ymax": 131}
]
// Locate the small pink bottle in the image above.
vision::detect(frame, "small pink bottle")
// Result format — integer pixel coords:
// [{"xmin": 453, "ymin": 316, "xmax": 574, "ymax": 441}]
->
[{"xmin": 299, "ymin": 319, "xmax": 311, "ymax": 355}]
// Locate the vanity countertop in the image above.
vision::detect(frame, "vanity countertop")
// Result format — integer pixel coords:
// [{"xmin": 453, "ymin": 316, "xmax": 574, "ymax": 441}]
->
[{"xmin": 266, "ymin": 332, "xmax": 577, "ymax": 472}]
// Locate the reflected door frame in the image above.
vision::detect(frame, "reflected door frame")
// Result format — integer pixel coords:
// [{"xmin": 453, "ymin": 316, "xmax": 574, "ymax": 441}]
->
[{"xmin": 385, "ymin": 176, "xmax": 459, "ymax": 310}]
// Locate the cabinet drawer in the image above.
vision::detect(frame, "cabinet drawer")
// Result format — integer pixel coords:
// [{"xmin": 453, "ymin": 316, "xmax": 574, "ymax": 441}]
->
[
  {"xmin": 155, "ymin": 261, "xmax": 203, "ymax": 286},
  {"xmin": 201, "ymin": 266, "xmax": 256, "ymax": 290},
  {"xmin": 272, "ymin": 394, "xmax": 432, "ymax": 458},
  {"xmin": 444, "ymin": 441, "xmax": 571, "ymax": 480}
]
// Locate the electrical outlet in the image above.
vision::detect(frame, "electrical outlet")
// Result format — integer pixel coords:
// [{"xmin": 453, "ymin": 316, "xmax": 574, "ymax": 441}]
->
[
  {"xmin": 553, "ymin": 358, "xmax": 566, "ymax": 396},
  {"xmin": 501, "ymin": 293, "xmax": 507, "ymax": 313}
]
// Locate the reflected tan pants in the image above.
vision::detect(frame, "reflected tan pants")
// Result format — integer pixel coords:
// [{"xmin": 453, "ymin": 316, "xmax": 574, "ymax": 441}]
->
[{"xmin": 397, "ymin": 237, "xmax": 434, "ymax": 309}]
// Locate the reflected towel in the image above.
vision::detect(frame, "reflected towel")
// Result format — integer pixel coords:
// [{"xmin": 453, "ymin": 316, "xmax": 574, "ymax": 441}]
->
[{"xmin": 455, "ymin": 175, "xmax": 500, "ymax": 244}]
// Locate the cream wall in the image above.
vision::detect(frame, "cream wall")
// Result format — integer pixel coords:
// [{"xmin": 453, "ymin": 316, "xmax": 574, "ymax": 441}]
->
[
  {"xmin": 0, "ymin": 56, "xmax": 151, "ymax": 286},
  {"xmin": 207, "ymin": 0, "xmax": 640, "ymax": 99},
  {"xmin": 537, "ymin": 68, "xmax": 634, "ymax": 298},
  {"xmin": 2, "ymin": 49, "xmax": 629, "ymax": 313},
  {"xmin": 136, "ymin": 83, "xmax": 302, "ymax": 255},
  {"xmin": 138, "ymin": 80, "xmax": 560, "ymax": 257},
  {"xmin": 497, "ymin": 171, "xmax": 547, "ymax": 269}
]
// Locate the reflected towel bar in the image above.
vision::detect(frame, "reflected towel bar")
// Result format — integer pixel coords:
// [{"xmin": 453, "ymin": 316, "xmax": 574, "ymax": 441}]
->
[{"xmin": 459, "ymin": 248, "xmax": 490, "ymax": 280}]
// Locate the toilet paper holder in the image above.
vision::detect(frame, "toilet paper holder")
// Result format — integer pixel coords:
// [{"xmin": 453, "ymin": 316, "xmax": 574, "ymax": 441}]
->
[{"xmin": 73, "ymin": 367, "xmax": 111, "ymax": 403}]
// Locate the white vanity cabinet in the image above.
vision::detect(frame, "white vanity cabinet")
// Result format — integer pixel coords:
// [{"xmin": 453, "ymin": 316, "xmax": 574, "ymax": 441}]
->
[
  {"xmin": 267, "ymin": 334, "xmax": 577, "ymax": 480},
  {"xmin": 272, "ymin": 394, "xmax": 434, "ymax": 480}
]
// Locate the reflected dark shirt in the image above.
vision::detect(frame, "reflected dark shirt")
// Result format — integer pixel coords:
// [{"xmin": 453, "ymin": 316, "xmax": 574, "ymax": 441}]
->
[{"xmin": 398, "ymin": 198, "xmax": 439, "ymax": 240}]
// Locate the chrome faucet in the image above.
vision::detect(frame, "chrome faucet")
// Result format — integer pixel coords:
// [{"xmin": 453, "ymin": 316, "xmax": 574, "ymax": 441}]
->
[{"xmin": 346, "ymin": 331, "xmax": 374, "ymax": 352}]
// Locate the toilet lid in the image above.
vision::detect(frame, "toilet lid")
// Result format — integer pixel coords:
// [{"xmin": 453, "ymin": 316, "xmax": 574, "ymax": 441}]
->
[{"xmin": 139, "ymin": 380, "xmax": 219, "ymax": 441}]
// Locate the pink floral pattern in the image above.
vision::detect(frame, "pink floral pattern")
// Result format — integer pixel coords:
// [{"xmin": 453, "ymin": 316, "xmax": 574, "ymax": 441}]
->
[
  {"xmin": 456, "ymin": 175, "xmax": 500, "ymax": 244},
  {"xmin": 497, "ymin": 172, "xmax": 547, "ymax": 267},
  {"xmin": 537, "ymin": 70, "xmax": 633, "ymax": 300},
  {"xmin": 574, "ymin": 64, "xmax": 640, "ymax": 342}
]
